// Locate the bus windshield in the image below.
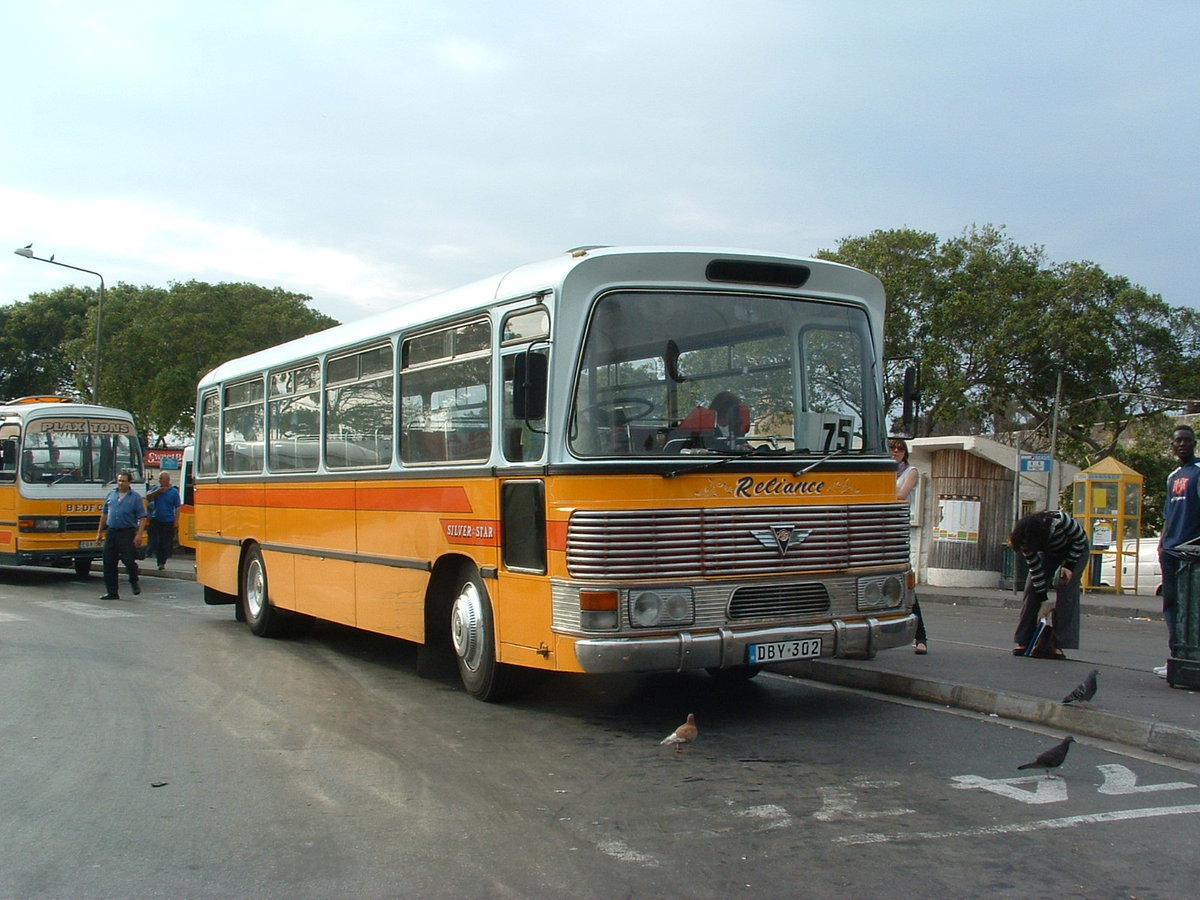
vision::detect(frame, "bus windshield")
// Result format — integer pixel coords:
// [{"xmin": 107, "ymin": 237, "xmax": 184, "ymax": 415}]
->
[
  {"xmin": 20, "ymin": 418, "xmax": 143, "ymax": 485},
  {"xmin": 569, "ymin": 290, "xmax": 882, "ymax": 458}
]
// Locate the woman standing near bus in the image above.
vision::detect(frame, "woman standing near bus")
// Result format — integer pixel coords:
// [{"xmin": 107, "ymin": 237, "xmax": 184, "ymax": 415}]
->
[{"xmin": 891, "ymin": 437, "xmax": 928, "ymax": 654}]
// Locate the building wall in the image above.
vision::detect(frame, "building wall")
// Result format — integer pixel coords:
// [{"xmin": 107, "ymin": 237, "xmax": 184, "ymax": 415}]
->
[{"xmin": 925, "ymin": 448, "xmax": 1014, "ymax": 587}]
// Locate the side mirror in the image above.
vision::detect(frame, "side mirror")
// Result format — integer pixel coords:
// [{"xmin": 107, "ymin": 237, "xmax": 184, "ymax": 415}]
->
[{"xmin": 513, "ymin": 350, "xmax": 548, "ymax": 420}]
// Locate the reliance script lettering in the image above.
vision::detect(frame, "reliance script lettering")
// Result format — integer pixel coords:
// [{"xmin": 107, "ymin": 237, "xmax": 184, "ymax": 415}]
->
[{"xmin": 735, "ymin": 476, "xmax": 824, "ymax": 498}]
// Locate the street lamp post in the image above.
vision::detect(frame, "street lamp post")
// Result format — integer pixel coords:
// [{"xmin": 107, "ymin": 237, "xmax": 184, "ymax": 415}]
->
[{"xmin": 13, "ymin": 244, "xmax": 105, "ymax": 404}]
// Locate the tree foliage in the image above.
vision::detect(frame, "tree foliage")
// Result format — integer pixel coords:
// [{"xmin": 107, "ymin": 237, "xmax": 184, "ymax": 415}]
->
[
  {"xmin": 819, "ymin": 225, "xmax": 1183, "ymax": 449},
  {"xmin": 2, "ymin": 282, "xmax": 336, "ymax": 441},
  {"xmin": 0, "ymin": 288, "xmax": 94, "ymax": 399},
  {"xmin": 819, "ymin": 224, "xmax": 1191, "ymax": 527}
]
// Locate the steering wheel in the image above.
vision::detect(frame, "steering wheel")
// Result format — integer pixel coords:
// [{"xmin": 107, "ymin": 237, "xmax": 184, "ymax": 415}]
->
[{"xmin": 583, "ymin": 396, "xmax": 655, "ymax": 424}]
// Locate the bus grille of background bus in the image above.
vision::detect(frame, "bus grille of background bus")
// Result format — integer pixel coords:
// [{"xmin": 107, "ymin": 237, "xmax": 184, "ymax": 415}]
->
[
  {"xmin": 566, "ymin": 503, "xmax": 910, "ymax": 579},
  {"xmin": 64, "ymin": 516, "xmax": 102, "ymax": 532}
]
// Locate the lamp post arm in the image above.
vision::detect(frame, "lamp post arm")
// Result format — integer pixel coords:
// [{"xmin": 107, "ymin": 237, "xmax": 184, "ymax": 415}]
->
[{"xmin": 13, "ymin": 250, "xmax": 105, "ymax": 404}]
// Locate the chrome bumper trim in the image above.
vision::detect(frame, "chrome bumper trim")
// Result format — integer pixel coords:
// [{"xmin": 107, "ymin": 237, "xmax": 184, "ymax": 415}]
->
[{"xmin": 572, "ymin": 613, "xmax": 916, "ymax": 673}]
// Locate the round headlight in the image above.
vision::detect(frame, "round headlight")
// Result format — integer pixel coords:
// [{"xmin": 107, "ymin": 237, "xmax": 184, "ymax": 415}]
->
[
  {"xmin": 883, "ymin": 576, "xmax": 903, "ymax": 605},
  {"xmin": 862, "ymin": 581, "xmax": 882, "ymax": 607},
  {"xmin": 631, "ymin": 591, "xmax": 662, "ymax": 627}
]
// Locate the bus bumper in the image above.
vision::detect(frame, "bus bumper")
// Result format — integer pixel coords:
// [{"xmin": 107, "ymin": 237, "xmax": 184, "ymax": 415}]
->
[
  {"xmin": 571, "ymin": 613, "xmax": 916, "ymax": 674},
  {"xmin": 17, "ymin": 548, "xmax": 104, "ymax": 568}
]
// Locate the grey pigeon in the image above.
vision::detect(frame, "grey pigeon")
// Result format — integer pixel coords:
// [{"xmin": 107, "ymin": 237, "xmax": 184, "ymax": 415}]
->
[
  {"xmin": 1018, "ymin": 736, "xmax": 1075, "ymax": 778},
  {"xmin": 1062, "ymin": 669, "xmax": 1099, "ymax": 704}
]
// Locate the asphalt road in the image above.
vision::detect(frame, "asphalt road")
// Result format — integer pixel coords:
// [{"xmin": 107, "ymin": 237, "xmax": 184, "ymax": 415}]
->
[{"xmin": 3, "ymin": 569, "xmax": 1200, "ymax": 899}]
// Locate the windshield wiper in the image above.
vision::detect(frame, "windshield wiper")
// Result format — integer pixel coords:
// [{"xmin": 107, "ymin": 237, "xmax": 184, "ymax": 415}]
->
[
  {"xmin": 663, "ymin": 443, "xmax": 788, "ymax": 478},
  {"xmin": 794, "ymin": 446, "xmax": 852, "ymax": 475}
]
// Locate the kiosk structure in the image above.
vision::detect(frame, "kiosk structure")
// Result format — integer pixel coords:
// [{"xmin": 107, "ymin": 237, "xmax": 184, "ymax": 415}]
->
[{"xmin": 1073, "ymin": 457, "xmax": 1144, "ymax": 593}]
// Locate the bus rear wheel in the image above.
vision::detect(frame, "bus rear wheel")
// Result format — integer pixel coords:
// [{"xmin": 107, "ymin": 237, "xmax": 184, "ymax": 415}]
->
[{"xmin": 449, "ymin": 566, "xmax": 514, "ymax": 702}]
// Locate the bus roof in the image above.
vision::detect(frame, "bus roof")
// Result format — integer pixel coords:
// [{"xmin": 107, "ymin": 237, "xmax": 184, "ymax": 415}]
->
[
  {"xmin": 198, "ymin": 245, "xmax": 882, "ymax": 389},
  {"xmin": 0, "ymin": 399, "xmax": 136, "ymax": 421}
]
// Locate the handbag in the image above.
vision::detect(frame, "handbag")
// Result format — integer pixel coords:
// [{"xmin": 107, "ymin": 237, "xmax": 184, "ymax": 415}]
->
[{"xmin": 1025, "ymin": 614, "xmax": 1058, "ymax": 659}]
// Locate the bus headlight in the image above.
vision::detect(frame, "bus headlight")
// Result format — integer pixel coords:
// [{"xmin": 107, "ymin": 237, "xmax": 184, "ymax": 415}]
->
[
  {"xmin": 19, "ymin": 516, "xmax": 63, "ymax": 533},
  {"xmin": 629, "ymin": 588, "xmax": 693, "ymax": 628},
  {"xmin": 857, "ymin": 575, "xmax": 905, "ymax": 611},
  {"xmin": 580, "ymin": 589, "xmax": 619, "ymax": 631}
]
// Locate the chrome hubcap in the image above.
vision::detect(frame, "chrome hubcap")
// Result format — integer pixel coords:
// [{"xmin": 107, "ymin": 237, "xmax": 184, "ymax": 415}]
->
[
  {"xmin": 451, "ymin": 582, "xmax": 484, "ymax": 672},
  {"xmin": 245, "ymin": 559, "xmax": 265, "ymax": 619}
]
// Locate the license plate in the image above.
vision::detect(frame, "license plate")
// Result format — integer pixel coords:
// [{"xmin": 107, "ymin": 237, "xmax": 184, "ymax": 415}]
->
[
  {"xmin": 78, "ymin": 540, "xmax": 102, "ymax": 549},
  {"xmin": 747, "ymin": 638, "xmax": 821, "ymax": 664}
]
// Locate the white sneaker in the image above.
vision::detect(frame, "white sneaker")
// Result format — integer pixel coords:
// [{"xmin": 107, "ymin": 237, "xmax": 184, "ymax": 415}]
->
[{"xmin": 1153, "ymin": 664, "xmax": 1168, "ymax": 679}]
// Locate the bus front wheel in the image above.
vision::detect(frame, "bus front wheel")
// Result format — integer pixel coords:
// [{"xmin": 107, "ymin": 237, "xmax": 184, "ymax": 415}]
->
[
  {"xmin": 449, "ymin": 566, "xmax": 513, "ymax": 702},
  {"xmin": 73, "ymin": 558, "xmax": 92, "ymax": 578},
  {"xmin": 242, "ymin": 544, "xmax": 286, "ymax": 638}
]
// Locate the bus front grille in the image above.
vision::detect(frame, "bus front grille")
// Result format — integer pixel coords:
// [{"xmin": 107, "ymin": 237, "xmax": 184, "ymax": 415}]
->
[
  {"xmin": 728, "ymin": 582, "xmax": 831, "ymax": 619},
  {"xmin": 566, "ymin": 503, "xmax": 909, "ymax": 579}
]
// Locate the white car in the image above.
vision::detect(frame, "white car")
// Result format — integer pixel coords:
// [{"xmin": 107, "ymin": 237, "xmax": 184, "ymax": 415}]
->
[{"xmin": 1097, "ymin": 537, "xmax": 1162, "ymax": 595}]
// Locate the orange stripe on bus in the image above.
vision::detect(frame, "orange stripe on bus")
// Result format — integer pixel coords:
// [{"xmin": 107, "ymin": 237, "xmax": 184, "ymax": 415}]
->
[{"xmin": 205, "ymin": 483, "xmax": 473, "ymax": 513}]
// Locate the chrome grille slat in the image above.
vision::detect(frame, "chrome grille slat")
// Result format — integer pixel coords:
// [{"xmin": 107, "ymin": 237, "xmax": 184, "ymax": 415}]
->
[{"xmin": 567, "ymin": 503, "xmax": 909, "ymax": 579}]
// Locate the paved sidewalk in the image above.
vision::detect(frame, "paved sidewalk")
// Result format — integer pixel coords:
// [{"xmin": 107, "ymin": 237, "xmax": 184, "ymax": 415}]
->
[
  {"xmin": 146, "ymin": 556, "xmax": 1200, "ymax": 763},
  {"xmin": 778, "ymin": 585, "xmax": 1200, "ymax": 764}
]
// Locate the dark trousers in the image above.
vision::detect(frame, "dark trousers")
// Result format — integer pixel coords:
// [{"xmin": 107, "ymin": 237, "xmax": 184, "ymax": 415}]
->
[
  {"xmin": 1160, "ymin": 550, "xmax": 1180, "ymax": 652},
  {"xmin": 1014, "ymin": 549, "xmax": 1086, "ymax": 650},
  {"xmin": 151, "ymin": 520, "xmax": 176, "ymax": 567},
  {"xmin": 103, "ymin": 527, "xmax": 140, "ymax": 596}
]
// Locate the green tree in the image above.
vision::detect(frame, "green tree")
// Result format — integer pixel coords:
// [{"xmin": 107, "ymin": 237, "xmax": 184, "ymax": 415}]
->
[
  {"xmin": 819, "ymin": 224, "xmax": 1181, "ymax": 455},
  {"xmin": 0, "ymin": 288, "xmax": 95, "ymax": 399},
  {"xmin": 63, "ymin": 281, "xmax": 337, "ymax": 440}
]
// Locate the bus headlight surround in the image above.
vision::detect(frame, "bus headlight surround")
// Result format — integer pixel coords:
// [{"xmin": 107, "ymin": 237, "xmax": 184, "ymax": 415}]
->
[
  {"xmin": 857, "ymin": 574, "xmax": 905, "ymax": 611},
  {"xmin": 629, "ymin": 588, "xmax": 693, "ymax": 628}
]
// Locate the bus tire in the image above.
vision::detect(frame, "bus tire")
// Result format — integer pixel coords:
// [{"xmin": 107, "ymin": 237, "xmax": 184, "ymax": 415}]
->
[
  {"xmin": 73, "ymin": 558, "xmax": 92, "ymax": 578},
  {"xmin": 241, "ymin": 544, "xmax": 286, "ymax": 638},
  {"xmin": 449, "ymin": 565, "xmax": 514, "ymax": 702},
  {"xmin": 706, "ymin": 665, "xmax": 762, "ymax": 682}
]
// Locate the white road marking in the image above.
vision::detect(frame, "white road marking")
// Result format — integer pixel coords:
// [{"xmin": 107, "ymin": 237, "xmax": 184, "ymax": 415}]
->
[
  {"xmin": 0, "ymin": 611, "xmax": 31, "ymax": 622},
  {"xmin": 950, "ymin": 774, "xmax": 1069, "ymax": 805},
  {"xmin": 1096, "ymin": 764, "xmax": 1197, "ymax": 795},
  {"xmin": 833, "ymin": 803, "xmax": 1200, "ymax": 845},
  {"xmin": 738, "ymin": 803, "xmax": 794, "ymax": 829},
  {"xmin": 812, "ymin": 780, "xmax": 915, "ymax": 822},
  {"xmin": 33, "ymin": 599, "xmax": 138, "ymax": 619},
  {"xmin": 596, "ymin": 839, "xmax": 659, "ymax": 867}
]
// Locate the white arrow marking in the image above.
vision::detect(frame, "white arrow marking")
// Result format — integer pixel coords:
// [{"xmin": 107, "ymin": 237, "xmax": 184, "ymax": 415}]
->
[
  {"xmin": 1096, "ymin": 764, "xmax": 1197, "ymax": 795},
  {"xmin": 950, "ymin": 774, "xmax": 1069, "ymax": 805}
]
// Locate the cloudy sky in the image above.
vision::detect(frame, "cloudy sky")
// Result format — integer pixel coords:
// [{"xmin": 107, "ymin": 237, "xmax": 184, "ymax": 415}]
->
[{"xmin": 3, "ymin": 1, "xmax": 1197, "ymax": 323}]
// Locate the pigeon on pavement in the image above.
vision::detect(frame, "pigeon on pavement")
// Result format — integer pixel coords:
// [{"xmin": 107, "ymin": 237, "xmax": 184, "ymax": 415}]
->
[
  {"xmin": 660, "ymin": 713, "xmax": 698, "ymax": 754},
  {"xmin": 1062, "ymin": 669, "xmax": 1099, "ymax": 704},
  {"xmin": 1017, "ymin": 736, "xmax": 1075, "ymax": 778}
]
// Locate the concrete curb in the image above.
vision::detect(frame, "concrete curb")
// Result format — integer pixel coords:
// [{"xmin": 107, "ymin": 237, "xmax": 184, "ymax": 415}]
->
[
  {"xmin": 781, "ymin": 659, "xmax": 1200, "ymax": 764},
  {"xmin": 919, "ymin": 591, "xmax": 1159, "ymax": 622}
]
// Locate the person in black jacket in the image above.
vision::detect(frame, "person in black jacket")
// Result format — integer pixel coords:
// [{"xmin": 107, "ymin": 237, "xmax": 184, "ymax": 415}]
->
[{"xmin": 1009, "ymin": 510, "xmax": 1090, "ymax": 659}]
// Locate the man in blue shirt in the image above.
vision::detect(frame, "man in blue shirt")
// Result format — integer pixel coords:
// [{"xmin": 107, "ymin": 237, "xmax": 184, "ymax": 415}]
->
[
  {"xmin": 1158, "ymin": 424, "xmax": 1200, "ymax": 677},
  {"xmin": 95, "ymin": 469, "xmax": 148, "ymax": 600},
  {"xmin": 145, "ymin": 472, "xmax": 182, "ymax": 570}
]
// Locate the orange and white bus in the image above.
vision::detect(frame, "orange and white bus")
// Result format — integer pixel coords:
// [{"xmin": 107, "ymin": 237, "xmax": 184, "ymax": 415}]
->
[
  {"xmin": 194, "ymin": 246, "xmax": 915, "ymax": 700},
  {"xmin": 0, "ymin": 397, "xmax": 143, "ymax": 577},
  {"xmin": 177, "ymin": 445, "xmax": 196, "ymax": 550}
]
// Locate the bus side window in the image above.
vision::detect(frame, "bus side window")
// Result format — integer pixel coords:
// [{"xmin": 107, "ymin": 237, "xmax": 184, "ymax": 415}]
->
[{"xmin": 0, "ymin": 439, "xmax": 16, "ymax": 481}]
